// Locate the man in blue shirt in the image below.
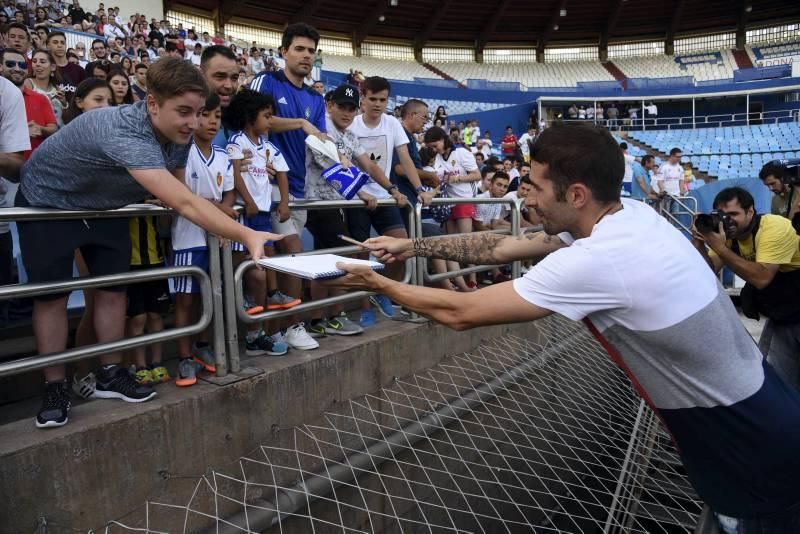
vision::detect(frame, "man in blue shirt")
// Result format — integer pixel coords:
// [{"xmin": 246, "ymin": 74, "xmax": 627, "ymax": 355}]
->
[
  {"xmin": 249, "ymin": 22, "xmax": 329, "ymax": 349},
  {"xmin": 631, "ymin": 154, "xmax": 657, "ymax": 201}
]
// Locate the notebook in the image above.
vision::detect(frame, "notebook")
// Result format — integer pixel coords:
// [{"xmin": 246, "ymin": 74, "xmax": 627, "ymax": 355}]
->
[{"xmin": 257, "ymin": 254, "xmax": 385, "ymax": 280}]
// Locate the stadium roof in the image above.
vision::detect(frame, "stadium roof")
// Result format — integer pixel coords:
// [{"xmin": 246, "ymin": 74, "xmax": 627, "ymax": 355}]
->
[{"xmin": 176, "ymin": 0, "xmax": 800, "ymax": 50}]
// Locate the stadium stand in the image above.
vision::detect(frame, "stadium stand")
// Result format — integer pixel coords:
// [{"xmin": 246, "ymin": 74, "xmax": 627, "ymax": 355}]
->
[
  {"xmin": 630, "ymin": 123, "xmax": 800, "ymax": 180},
  {"xmin": 612, "ymin": 50, "xmax": 737, "ymax": 82},
  {"xmin": 425, "ymin": 60, "xmax": 615, "ymax": 88},
  {"xmin": 321, "ymin": 54, "xmax": 435, "ymax": 82},
  {"xmin": 749, "ymin": 40, "xmax": 800, "ymax": 61}
]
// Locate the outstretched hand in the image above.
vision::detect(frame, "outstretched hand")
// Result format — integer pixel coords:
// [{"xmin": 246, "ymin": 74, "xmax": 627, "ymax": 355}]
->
[
  {"xmin": 361, "ymin": 236, "xmax": 414, "ymax": 264},
  {"xmin": 244, "ymin": 230, "xmax": 285, "ymax": 262},
  {"xmin": 321, "ymin": 262, "xmax": 388, "ymax": 291}
]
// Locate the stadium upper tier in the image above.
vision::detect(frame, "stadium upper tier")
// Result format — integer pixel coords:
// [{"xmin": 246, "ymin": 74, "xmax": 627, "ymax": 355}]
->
[
  {"xmin": 613, "ymin": 50, "xmax": 738, "ymax": 82},
  {"xmin": 630, "ymin": 124, "xmax": 800, "ymax": 180},
  {"xmin": 322, "ymin": 54, "xmax": 434, "ymax": 82},
  {"xmin": 427, "ymin": 60, "xmax": 615, "ymax": 87}
]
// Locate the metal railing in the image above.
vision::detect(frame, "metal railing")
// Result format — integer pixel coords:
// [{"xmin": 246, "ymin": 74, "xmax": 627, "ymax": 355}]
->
[
  {"xmin": 656, "ymin": 194, "xmax": 698, "ymax": 237},
  {"xmin": 0, "ymin": 203, "xmax": 216, "ymax": 378},
  {"xmin": 0, "ymin": 195, "xmax": 530, "ymax": 379},
  {"xmin": 558, "ymin": 109, "xmax": 800, "ymax": 131}
]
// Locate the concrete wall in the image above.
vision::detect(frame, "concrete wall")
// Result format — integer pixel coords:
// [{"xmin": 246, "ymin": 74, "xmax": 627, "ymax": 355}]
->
[{"xmin": 0, "ymin": 320, "xmax": 542, "ymax": 533}]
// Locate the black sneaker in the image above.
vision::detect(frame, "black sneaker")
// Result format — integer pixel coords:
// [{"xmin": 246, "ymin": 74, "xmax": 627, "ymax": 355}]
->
[
  {"xmin": 94, "ymin": 365, "xmax": 157, "ymax": 403},
  {"xmin": 36, "ymin": 381, "xmax": 71, "ymax": 428}
]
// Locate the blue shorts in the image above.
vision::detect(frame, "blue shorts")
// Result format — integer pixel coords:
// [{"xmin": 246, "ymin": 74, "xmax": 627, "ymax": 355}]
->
[
  {"xmin": 346, "ymin": 206, "xmax": 406, "ymax": 242},
  {"xmin": 232, "ymin": 211, "xmax": 273, "ymax": 253},
  {"xmin": 173, "ymin": 247, "xmax": 209, "ymax": 294}
]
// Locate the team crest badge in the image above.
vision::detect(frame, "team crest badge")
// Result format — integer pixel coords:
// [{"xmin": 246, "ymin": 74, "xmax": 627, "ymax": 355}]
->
[{"xmin": 216, "ymin": 172, "xmax": 223, "ymax": 186}]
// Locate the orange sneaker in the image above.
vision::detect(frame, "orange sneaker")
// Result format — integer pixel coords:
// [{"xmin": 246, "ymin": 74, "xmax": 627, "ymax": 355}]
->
[
  {"xmin": 267, "ymin": 291, "xmax": 302, "ymax": 310},
  {"xmin": 175, "ymin": 358, "xmax": 199, "ymax": 387}
]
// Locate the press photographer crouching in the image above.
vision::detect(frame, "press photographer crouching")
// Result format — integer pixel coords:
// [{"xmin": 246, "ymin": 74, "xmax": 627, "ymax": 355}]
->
[
  {"xmin": 693, "ymin": 186, "xmax": 800, "ymax": 391},
  {"xmin": 759, "ymin": 158, "xmax": 800, "ymax": 224}
]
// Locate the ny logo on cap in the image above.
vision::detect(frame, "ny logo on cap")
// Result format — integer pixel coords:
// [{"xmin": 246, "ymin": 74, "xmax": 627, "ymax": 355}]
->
[{"xmin": 345, "ymin": 88, "xmax": 354, "ymax": 97}]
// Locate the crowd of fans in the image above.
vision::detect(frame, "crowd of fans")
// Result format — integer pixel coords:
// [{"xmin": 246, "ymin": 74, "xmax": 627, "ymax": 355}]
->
[{"xmin": 562, "ymin": 100, "xmax": 659, "ymax": 128}]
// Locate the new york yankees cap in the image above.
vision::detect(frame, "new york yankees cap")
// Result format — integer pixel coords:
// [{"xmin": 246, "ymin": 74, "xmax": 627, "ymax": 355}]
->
[{"xmin": 330, "ymin": 84, "xmax": 360, "ymax": 108}]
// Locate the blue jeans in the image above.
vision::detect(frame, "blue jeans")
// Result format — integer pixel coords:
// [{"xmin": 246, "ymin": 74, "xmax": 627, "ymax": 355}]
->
[{"xmin": 717, "ymin": 501, "xmax": 800, "ymax": 533}]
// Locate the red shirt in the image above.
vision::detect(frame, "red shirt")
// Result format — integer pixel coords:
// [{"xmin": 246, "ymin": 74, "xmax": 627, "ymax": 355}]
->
[
  {"xmin": 22, "ymin": 87, "xmax": 57, "ymax": 159},
  {"xmin": 501, "ymin": 134, "xmax": 517, "ymax": 154}
]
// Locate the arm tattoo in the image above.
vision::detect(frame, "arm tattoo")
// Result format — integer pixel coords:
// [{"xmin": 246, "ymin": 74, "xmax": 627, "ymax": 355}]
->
[{"xmin": 412, "ymin": 233, "xmax": 506, "ymax": 264}]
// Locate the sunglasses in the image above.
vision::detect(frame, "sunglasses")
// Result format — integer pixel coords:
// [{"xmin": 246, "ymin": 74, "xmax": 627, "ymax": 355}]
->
[{"xmin": 4, "ymin": 60, "xmax": 27, "ymax": 69}]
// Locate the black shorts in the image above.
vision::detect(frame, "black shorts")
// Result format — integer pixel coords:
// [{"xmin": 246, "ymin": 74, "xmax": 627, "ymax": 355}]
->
[
  {"xmin": 15, "ymin": 190, "xmax": 131, "ymax": 301},
  {"xmin": 346, "ymin": 206, "xmax": 406, "ymax": 242},
  {"xmin": 306, "ymin": 208, "xmax": 349, "ymax": 250},
  {"xmin": 126, "ymin": 264, "xmax": 171, "ymax": 317}
]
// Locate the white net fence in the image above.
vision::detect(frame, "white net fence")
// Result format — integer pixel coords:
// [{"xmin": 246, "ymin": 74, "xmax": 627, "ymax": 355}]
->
[{"xmin": 102, "ymin": 316, "xmax": 703, "ymax": 533}]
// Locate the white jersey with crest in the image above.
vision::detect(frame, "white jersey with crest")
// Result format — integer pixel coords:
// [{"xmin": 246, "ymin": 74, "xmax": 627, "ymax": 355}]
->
[
  {"xmin": 172, "ymin": 143, "xmax": 234, "ymax": 250},
  {"xmin": 226, "ymin": 131, "xmax": 289, "ymax": 211}
]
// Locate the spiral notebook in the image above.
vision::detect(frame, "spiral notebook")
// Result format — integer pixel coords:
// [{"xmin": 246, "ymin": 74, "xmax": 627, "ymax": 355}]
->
[{"xmin": 257, "ymin": 254, "xmax": 385, "ymax": 280}]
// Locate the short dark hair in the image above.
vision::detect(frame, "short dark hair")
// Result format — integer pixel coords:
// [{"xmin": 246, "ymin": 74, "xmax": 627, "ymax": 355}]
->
[
  {"xmin": 46, "ymin": 31, "xmax": 66, "ymax": 44},
  {"xmin": 203, "ymin": 92, "xmax": 221, "ymax": 113},
  {"xmin": 641, "ymin": 154, "xmax": 655, "ymax": 166},
  {"xmin": 759, "ymin": 161, "xmax": 785, "ymax": 182},
  {"xmin": 505, "ymin": 125, "xmax": 513, "ymax": 130},
  {"xmin": 492, "ymin": 171, "xmax": 510, "ymax": 182},
  {"xmin": 147, "ymin": 56, "xmax": 208, "ymax": 103},
  {"xmin": 619, "ymin": 142, "xmax": 628, "ymax": 150},
  {"xmin": 281, "ymin": 22, "xmax": 319, "ymax": 51},
  {"xmin": 164, "ymin": 41, "xmax": 177, "ymax": 53},
  {"xmin": 201, "ymin": 44, "xmax": 236, "ymax": 66},
  {"xmin": 531, "ymin": 123, "xmax": 623, "ymax": 203},
  {"xmin": 521, "ymin": 161, "xmax": 531, "ymax": 169},
  {"xmin": 134, "ymin": 62, "xmax": 147, "ymax": 71},
  {"xmin": 7, "ymin": 22, "xmax": 29, "ymax": 37},
  {"xmin": 669, "ymin": 147, "xmax": 682, "ymax": 156},
  {"xmin": 401, "ymin": 98, "xmax": 427, "ymax": 118},
  {"xmin": 222, "ymin": 88, "xmax": 275, "ymax": 131},
  {"xmin": 713, "ymin": 187, "xmax": 755, "ymax": 211},
  {"xmin": 92, "ymin": 38, "xmax": 106, "ymax": 48},
  {"xmin": 418, "ymin": 146, "xmax": 436, "ymax": 166},
  {"xmin": 520, "ymin": 175, "xmax": 533, "ymax": 186},
  {"xmin": 362, "ymin": 76, "xmax": 391, "ymax": 96},
  {"xmin": 485, "ymin": 156, "xmax": 502, "ymax": 169}
]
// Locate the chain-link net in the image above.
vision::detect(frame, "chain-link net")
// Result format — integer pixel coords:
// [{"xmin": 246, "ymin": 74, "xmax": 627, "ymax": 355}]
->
[{"xmin": 102, "ymin": 315, "xmax": 703, "ymax": 533}]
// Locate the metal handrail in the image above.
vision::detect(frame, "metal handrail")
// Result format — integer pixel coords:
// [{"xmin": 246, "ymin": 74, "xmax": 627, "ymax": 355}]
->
[{"xmin": 0, "ymin": 265, "xmax": 212, "ymax": 377}]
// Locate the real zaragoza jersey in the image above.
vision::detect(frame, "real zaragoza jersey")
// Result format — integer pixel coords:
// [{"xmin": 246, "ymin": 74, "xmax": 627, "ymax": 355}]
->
[
  {"xmin": 250, "ymin": 70, "xmax": 326, "ymax": 198},
  {"xmin": 172, "ymin": 144, "xmax": 233, "ymax": 251}
]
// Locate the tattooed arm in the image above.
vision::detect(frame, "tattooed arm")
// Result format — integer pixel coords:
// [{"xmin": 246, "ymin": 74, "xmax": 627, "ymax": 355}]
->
[{"xmin": 363, "ymin": 231, "xmax": 566, "ymax": 265}]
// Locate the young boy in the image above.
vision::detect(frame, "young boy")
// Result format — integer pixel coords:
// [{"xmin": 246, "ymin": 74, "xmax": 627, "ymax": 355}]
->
[
  {"xmin": 172, "ymin": 93, "xmax": 238, "ymax": 387},
  {"xmin": 126, "ymin": 213, "xmax": 172, "ymax": 385}
]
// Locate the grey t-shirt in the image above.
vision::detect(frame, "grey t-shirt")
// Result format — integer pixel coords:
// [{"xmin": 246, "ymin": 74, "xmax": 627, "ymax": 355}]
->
[
  {"xmin": 304, "ymin": 116, "xmax": 366, "ymax": 201},
  {"xmin": 21, "ymin": 100, "xmax": 190, "ymax": 210}
]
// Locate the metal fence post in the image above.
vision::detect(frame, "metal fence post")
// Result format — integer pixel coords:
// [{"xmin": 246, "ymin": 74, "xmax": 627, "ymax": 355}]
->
[
  {"xmin": 221, "ymin": 243, "xmax": 241, "ymax": 374},
  {"xmin": 206, "ymin": 234, "xmax": 228, "ymax": 377},
  {"xmin": 511, "ymin": 199, "xmax": 522, "ymax": 280}
]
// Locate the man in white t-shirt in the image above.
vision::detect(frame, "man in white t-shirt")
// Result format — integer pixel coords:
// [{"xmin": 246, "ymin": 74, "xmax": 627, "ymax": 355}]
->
[
  {"xmin": 473, "ymin": 170, "xmax": 509, "ymax": 231},
  {"xmin": 0, "ymin": 75, "xmax": 31, "ymax": 316},
  {"xmin": 328, "ymin": 123, "xmax": 800, "ymax": 532},
  {"xmin": 657, "ymin": 147, "xmax": 683, "ymax": 197},
  {"xmin": 518, "ymin": 126, "xmax": 535, "ymax": 163},
  {"xmin": 619, "ymin": 142, "xmax": 636, "ymax": 197},
  {"xmin": 477, "ymin": 130, "xmax": 493, "ymax": 158}
]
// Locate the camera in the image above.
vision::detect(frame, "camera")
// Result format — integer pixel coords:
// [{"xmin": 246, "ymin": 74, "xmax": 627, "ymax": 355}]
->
[{"xmin": 695, "ymin": 211, "xmax": 735, "ymax": 236}]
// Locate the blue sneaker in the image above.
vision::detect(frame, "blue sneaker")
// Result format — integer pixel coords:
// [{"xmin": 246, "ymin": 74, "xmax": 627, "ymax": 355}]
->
[
  {"xmin": 360, "ymin": 309, "xmax": 376, "ymax": 328},
  {"xmin": 370, "ymin": 295, "xmax": 396, "ymax": 318}
]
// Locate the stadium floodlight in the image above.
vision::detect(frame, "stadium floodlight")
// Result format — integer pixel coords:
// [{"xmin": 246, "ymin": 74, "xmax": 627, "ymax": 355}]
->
[
  {"xmin": 553, "ymin": 24, "xmax": 559, "ymax": 30},
  {"xmin": 559, "ymin": 8, "xmax": 567, "ymax": 16},
  {"xmin": 390, "ymin": 0, "xmax": 398, "ymax": 5}
]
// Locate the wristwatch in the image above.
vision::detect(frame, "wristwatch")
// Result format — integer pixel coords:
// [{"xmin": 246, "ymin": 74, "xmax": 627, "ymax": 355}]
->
[
  {"xmin": 387, "ymin": 184, "xmax": 399, "ymax": 194},
  {"xmin": 415, "ymin": 185, "xmax": 426, "ymax": 193}
]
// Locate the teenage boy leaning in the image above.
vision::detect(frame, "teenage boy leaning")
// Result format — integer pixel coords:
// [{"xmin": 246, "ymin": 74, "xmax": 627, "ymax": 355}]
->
[{"xmin": 15, "ymin": 57, "xmax": 282, "ymax": 428}]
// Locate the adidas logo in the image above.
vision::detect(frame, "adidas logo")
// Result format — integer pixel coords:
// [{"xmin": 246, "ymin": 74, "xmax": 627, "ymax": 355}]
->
[{"xmin": 278, "ymin": 97, "xmax": 288, "ymax": 105}]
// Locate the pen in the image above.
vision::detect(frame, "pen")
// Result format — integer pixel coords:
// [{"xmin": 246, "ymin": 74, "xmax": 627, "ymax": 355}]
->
[{"xmin": 337, "ymin": 234, "xmax": 367, "ymax": 247}]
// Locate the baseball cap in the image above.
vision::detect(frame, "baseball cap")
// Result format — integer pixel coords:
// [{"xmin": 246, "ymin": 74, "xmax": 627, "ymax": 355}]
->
[{"xmin": 330, "ymin": 84, "xmax": 359, "ymax": 108}]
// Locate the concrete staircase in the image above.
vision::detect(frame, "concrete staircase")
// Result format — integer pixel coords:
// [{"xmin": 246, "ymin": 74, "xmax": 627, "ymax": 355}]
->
[
  {"xmin": 732, "ymin": 48, "xmax": 754, "ymax": 69},
  {"xmin": 602, "ymin": 60, "xmax": 628, "ymax": 89},
  {"xmin": 423, "ymin": 62, "xmax": 466, "ymax": 88}
]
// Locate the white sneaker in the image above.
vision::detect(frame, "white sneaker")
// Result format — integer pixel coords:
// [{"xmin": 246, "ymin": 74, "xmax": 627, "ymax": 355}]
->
[{"xmin": 284, "ymin": 323, "xmax": 319, "ymax": 350}]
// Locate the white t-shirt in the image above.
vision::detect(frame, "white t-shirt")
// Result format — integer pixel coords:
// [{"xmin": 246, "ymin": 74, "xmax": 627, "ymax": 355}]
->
[
  {"xmin": 0, "ymin": 78, "xmax": 31, "ymax": 233},
  {"xmin": 189, "ymin": 53, "xmax": 201, "ymax": 66},
  {"xmin": 623, "ymin": 153, "xmax": 635, "ymax": 184},
  {"xmin": 478, "ymin": 138, "xmax": 493, "ymax": 158},
  {"xmin": 226, "ymin": 132, "xmax": 289, "ymax": 211},
  {"xmin": 658, "ymin": 161, "xmax": 683, "ymax": 196},
  {"xmin": 474, "ymin": 190, "xmax": 503, "ymax": 225},
  {"xmin": 499, "ymin": 190, "xmax": 524, "ymax": 220},
  {"xmin": 433, "ymin": 147, "xmax": 479, "ymax": 198},
  {"xmin": 349, "ymin": 113, "xmax": 408, "ymax": 199},
  {"xmin": 173, "ymin": 144, "xmax": 234, "ymax": 250},
  {"xmin": 518, "ymin": 133, "xmax": 533, "ymax": 156},
  {"xmin": 248, "ymin": 57, "xmax": 265, "ymax": 74}
]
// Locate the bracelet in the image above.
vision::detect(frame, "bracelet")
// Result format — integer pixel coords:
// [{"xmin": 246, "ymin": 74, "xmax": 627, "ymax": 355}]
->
[{"xmin": 386, "ymin": 184, "xmax": 398, "ymax": 194}]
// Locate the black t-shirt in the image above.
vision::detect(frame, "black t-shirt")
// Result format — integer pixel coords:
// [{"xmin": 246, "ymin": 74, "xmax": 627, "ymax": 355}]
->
[
  {"xmin": 56, "ymin": 62, "xmax": 87, "ymax": 102},
  {"xmin": 68, "ymin": 6, "xmax": 86, "ymax": 23},
  {"xmin": 148, "ymin": 30, "xmax": 163, "ymax": 47}
]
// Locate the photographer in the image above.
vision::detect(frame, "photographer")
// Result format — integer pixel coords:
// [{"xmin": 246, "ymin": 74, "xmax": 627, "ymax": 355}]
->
[
  {"xmin": 759, "ymin": 159, "xmax": 800, "ymax": 220},
  {"xmin": 693, "ymin": 187, "xmax": 800, "ymax": 391}
]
